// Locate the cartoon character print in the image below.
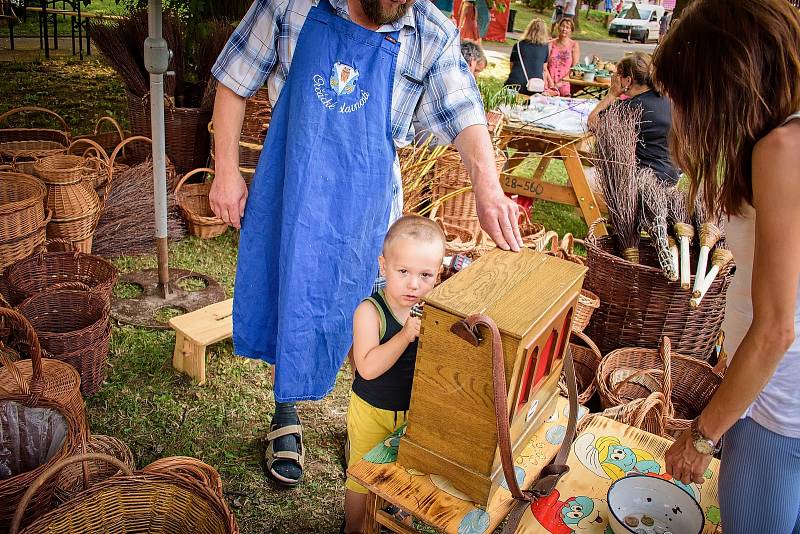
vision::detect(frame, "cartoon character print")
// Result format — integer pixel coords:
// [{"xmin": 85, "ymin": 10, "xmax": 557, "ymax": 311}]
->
[
  {"xmin": 573, "ymin": 433, "xmax": 700, "ymax": 501},
  {"xmin": 329, "ymin": 62, "xmax": 359, "ymax": 96},
  {"xmin": 531, "ymin": 490, "xmax": 613, "ymax": 534}
]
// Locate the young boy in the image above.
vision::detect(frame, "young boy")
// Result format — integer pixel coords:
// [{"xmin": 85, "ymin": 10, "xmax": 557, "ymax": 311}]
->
[{"xmin": 343, "ymin": 215, "xmax": 446, "ymax": 534}]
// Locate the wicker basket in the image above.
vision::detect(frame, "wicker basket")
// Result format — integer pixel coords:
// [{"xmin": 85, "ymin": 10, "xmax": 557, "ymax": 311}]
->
[
  {"xmin": 175, "ymin": 168, "xmax": 228, "ymax": 238},
  {"xmin": 108, "ymin": 135, "xmax": 179, "ymax": 192},
  {"xmin": 73, "ymin": 117, "xmax": 126, "ymax": 155},
  {"xmin": 0, "ymin": 310, "xmax": 84, "ymax": 532},
  {"xmin": 4, "ymin": 240, "xmax": 118, "ymax": 306},
  {"xmin": 0, "ymin": 171, "xmax": 47, "ymax": 243},
  {"xmin": 54, "ymin": 435, "xmax": 136, "ymax": 504},
  {"xmin": 208, "ymin": 120, "xmax": 265, "ymax": 185},
  {"xmin": 11, "ymin": 453, "xmax": 239, "ymax": 534},
  {"xmin": 126, "ymin": 92, "xmax": 211, "ymax": 175},
  {"xmin": 584, "ymin": 219, "xmax": 733, "ymax": 361},
  {"xmin": 559, "ymin": 233, "xmax": 586, "ymax": 265},
  {"xmin": 596, "ymin": 336, "xmax": 724, "ymax": 437},
  {"xmin": 17, "ymin": 289, "xmax": 110, "ymax": 396},
  {"xmin": 558, "ymin": 330, "xmax": 603, "ymax": 405},
  {"xmin": 572, "ymin": 289, "xmax": 600, "ymax": 333},
  {"xmin": 0, "ymin": 107, "xmax": 71, "ymax": 175},
  {"xmin": 0, "ymin": 210, "xmax": 51, "ymax": 269}
]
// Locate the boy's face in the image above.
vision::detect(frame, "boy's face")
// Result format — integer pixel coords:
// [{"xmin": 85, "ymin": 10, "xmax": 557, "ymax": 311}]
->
[{"xmin": 379, "ymin": 236, "xmax": 443, "ymax": 308}]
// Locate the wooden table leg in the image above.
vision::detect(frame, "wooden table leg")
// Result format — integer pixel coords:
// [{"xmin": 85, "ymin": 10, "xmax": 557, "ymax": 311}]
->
[
  {"xmin": 364, "ymin": 492, "xmax": 382, "ymax": 534},
  {"xmin": 560, "ymin": 142, "xmax": 607, "ymax": 236}
]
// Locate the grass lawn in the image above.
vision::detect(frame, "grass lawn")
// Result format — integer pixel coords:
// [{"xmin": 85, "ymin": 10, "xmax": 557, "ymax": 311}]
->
[
  {"xmin": 0, "ymin": 54, "xmax": 589, "ymax": 532},
  {"xmin": 507, "ymin": 2, "xmax": 614, "ymax": 43}
]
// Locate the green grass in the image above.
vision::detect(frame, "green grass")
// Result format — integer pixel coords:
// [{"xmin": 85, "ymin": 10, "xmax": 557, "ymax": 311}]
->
[
  {"xmin": 0, "ymin": 54, "xmax": 590, "ymax": 532},
  {"xmin": 506, "ymin": 2, "xmax": 614, "ymax": 43}
]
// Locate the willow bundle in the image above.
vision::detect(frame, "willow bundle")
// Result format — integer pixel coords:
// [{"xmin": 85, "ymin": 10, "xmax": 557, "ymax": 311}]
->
[
  {"xmin": 198, "ymin": 20, "xmax": 236, "ymax": 109},
  {"xmin": 92, "ymin": 158, "xmax": 187, "ymax": 257},
  {"xmin": 639, "ymin": 170, "xmax": 677, "ymax": 281},
  {"xmin": 400, "ymin": 135, "xmax": 448, "ymax": 214},
  {"xmin": 592, "ymin": 105, "xmax": 641, "ymax": 263}
]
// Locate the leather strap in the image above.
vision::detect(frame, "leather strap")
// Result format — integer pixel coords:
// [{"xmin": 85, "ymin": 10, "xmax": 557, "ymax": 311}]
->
[{"xmin": 451, "ymin": 314, "xmax": 579, "ymax": 534}]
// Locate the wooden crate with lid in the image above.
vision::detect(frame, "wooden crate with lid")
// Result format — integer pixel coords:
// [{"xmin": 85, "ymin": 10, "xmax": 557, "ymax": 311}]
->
[{"xmin": 397, "ymin": 247, "xmax": 587, "ymax": 505}]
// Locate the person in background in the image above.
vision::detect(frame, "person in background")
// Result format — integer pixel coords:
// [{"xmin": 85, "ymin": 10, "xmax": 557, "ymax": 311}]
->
[
  {"xmin": 563, "ymin": 0, "xmax": 577, "ymax": 21},
  {"xmin": 505, "ymin": 19, "xmax": 553, "ymax": 95},
  {"xmin": 652, "ymin": 1, "xmax": 800, "ymax": 532},
  {"xmin": 547, "ymin": 18, "xmax": 579, "ymax": 97},
  {"xmin": 588, "ymin": 52, "xmax": 679, "ymax": 185},
  {"xmin": 458, "ymin": 0, "xmax": 481, "ymax": 43},
  {"xmin": 604, "ymin": 0, "xmax": 614, "ymax": 12},
  {"xmin": 460, "ymin": 40, "xmax": 487, "ymax": 78},
  {"xmin": 658, "ymin": 10, "xmax": 671, "ymax": 41},
  {"xmin": 551, "ymin": 0, "xmax": 565, "ymax": 27}
]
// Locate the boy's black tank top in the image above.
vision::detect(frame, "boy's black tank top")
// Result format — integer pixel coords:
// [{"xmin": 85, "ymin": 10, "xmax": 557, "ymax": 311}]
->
[{"xmin": 352, "ymin": 290, "xmax": 418, "ymax": 411}]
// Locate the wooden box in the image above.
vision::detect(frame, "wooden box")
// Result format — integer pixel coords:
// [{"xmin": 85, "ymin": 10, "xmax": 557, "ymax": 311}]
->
[{"xmin": 397, "ymin": 248, "xmax": 587, "ymax": 504}]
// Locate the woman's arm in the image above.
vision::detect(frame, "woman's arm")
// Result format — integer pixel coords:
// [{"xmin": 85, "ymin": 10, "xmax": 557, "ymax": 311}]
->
[
  {"xmin": 571, "ymin": 39, "xmax": 580, "ymax": 67},
  {"xmin": 587, "ymin": 75, "xmax": 623, "ymax": 129},
  {"xmin": 352, "ymin": 302, "xmax": 419, "ymax": 380},
  {"xmin": 666, "ymin": 122, "xmax": 800, "ymax": 484}
]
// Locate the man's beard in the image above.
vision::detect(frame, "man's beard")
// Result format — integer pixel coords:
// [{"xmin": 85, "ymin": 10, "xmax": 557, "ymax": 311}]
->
[{"xmin": 360, "ymin": 0, "xmax": 411, "ymax": 25}]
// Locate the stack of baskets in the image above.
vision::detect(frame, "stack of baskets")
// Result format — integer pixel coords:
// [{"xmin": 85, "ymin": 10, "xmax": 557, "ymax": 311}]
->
[
  {"xmin": 34, "ymin": 155, "xmax": 102, "ymax": 253},
  {"xmin": 17, "ymin": 286, "xmax": 112, "ymax": 397},
  {"xmin": 0, "ymin": 107, "xmax": 71, "ymax": 175},
  {"xmin": 175, "ymin": 168, "xmax": 228, "ymax": 238},
  {"xmin": 0, "ymin": 171, "xmax": 50, "ymax": 269}
]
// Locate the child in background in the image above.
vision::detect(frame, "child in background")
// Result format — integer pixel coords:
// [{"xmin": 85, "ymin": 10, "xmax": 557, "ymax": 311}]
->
[{"xmin": 343, "ymin": 215, "xmax": 446, "ymax": 534}]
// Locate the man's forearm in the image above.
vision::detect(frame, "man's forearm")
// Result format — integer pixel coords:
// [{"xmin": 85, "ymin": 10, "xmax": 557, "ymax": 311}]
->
[
  {"xmin": 453, "ymin": 124, "xmax": 503, "ymax": 198},
  {"xmin": 212, "ymin": 83, "xmax": 248, "ymax": 176}
]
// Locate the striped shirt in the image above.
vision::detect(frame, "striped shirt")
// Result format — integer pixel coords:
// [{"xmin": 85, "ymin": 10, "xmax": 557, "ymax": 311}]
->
[{"xmin": 211, "ymin": 0, "xmax": 487, "ymax": 148}]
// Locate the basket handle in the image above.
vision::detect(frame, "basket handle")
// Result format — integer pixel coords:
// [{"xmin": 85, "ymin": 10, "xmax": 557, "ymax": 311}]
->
[
  {"xmin": 540, "ymin": 230, "xmax": 559, "ymax": 253},
  {"xmin": 0, "ymin": 106, "xmax": 71, "ymax": 136},
  {"xmin": 586, "ymin": 217, "xmax": 608, "ymax": 244},
  {"xmin": 0, "ymin": 308, "xmax": 45, "ymax": 405},
  {"xmin": 0, "ymin": 346, "xmax": 27, "ymax": 394},
  {"xmin": 610, "ymin": 336, "xmax": 674, "ymax": 404},
  {"xmin": 67, "ymin": 138, "xmax": 109, "ymax": 163},
  {"xmin": 9, "ymin": 453, "xmax": 134, "ymax": 534},
  {"xmin": 560, "ymin": 233, "xmax": 576, "ymax": 255},
  {"xmin": 174, "ymin": 167, "xmax": 215, "ymax": 196},
  {"xmin": 142, "ymin": 456, "xmax": 224, "ymax": 498},
  {"xmin": 94, "ymin": 116, "xmax": 125, "ymax": 140}
]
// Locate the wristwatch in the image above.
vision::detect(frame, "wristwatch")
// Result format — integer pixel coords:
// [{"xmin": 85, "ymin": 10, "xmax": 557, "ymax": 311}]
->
[{"xmin": 691, "ymin": 419, "xmax": 720, "ymax": 455}]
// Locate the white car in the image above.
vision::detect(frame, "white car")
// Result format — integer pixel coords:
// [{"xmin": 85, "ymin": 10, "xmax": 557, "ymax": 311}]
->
[{"xmin": 608, "ymin": 3, "xmax": 666, "ymax": 43}]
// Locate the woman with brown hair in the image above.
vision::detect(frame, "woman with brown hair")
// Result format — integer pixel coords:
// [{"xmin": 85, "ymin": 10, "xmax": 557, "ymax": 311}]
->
[
  {"xmin": 588, "ymin": 52, "xmax": 680, "ymax": 185},
  {"xmin": 505, "ymin": 19, "xmax": 553, "ymax": 95},
  {"xmin": 653, "ymin": 1, "xmax": 800, "ymax": 531},
  {"xmin": 546, "ymin": 17, "xmax": 579, "ymax": 96}
]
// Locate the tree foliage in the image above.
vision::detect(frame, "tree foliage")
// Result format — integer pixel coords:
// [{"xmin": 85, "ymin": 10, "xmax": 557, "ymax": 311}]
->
[{"xmin": 114, "ymin": 0, "xmax": 251, "ymax": 20}]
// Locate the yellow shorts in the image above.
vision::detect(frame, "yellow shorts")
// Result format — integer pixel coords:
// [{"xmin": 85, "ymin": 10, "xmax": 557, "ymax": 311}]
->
[{"xmin": 345, "ymin": 392, "xmax": 407, "ymax": 494}]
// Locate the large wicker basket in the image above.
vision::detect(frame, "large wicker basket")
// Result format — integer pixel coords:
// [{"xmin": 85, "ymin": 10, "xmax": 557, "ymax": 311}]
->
[
  {"xmin": 17, "ymin": 289, "xmax": 111, "ymax": 396},
  {"xmin": 54, "ymin": 434, "xmax": 136, "ymax": 504},
  {"xmin": 11, "ymin": 453, "xmax": 239, "ymax": 534},
  {"xmin": 0, "ymin": 209, "xmax": 51, "ymax": 269},
  {"xmin": 126, "ymin": 92, "xmax": 211, "ymax": 175},
  {"xmin": 0, "ymin": 107, "xmax": 71, "ymax": 175},
  {"xmin": 175, "ymin": 168, "xmax": 228, "ymax": 238},
  {"xmin": 0, "ymin": 311, "xmax": 83, "ymax": 532},
  {"xmin": 596, "ymin": 336, "xmax": 724, "ymax": 437},
  {"xmin": 0, "ymin": 171, "xmax": 47, "ymax": 243},
  {"xmin": 584, "ymin": 219, "xmax": 733, "ymax": 361}
]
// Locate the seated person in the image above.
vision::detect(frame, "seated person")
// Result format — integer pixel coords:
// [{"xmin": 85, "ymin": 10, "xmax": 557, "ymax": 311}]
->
[
  {"xmin": 343, "ymin": 215, "xmax": 445, "ymax": 534},
  {"xmin": 460, "ymin": 40, "xmax": 487, "ymax": 78},
  {"xmin": 588, "ymin": 52, "xmax": 681, "ymax": 185},
  {"xmin": 505, "ymin": 19, "xmax": 553, "ymax": 95}
]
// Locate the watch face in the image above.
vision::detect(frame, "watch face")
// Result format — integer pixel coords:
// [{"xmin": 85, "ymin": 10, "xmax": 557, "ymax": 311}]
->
[{"xmin": 693, "ymin": 438, "xmax": 714, "ymax": 455}]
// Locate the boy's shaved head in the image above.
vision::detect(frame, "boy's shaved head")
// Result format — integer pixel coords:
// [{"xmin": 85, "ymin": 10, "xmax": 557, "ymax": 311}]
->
[{"xmin": 383, "ymin": 215, "xmax": 446, "ymax": 257}]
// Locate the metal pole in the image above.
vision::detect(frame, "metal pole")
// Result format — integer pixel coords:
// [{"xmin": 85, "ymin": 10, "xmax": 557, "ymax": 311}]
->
[{"xmin": 144, "ymin": 0, "xmax": 172, "ymax": 299}]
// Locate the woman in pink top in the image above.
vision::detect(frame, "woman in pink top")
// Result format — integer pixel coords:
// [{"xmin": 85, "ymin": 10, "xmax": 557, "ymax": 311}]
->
[{"xmin": 547, "ymin": 18, "xmax": 579, "ymax": 96}]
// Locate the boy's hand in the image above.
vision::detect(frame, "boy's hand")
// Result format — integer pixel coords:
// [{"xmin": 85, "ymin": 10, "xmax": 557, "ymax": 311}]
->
[{"xmin": 401, "ymin": 317, "xmax": 421, "ymax": 344}]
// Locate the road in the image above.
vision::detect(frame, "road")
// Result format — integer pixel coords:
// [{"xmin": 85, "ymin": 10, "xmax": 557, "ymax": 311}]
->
[{"xmin": 483, "ymin": 38, "xmax": 657, "ymax": 64}]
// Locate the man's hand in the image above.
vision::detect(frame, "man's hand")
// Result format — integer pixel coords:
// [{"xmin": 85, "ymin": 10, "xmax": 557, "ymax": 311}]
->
[
  {"xmin": 209, "ymin": 170, "xmax": 248, "ymax": 229},
  {"xmin": 473, "ymin": 186, "xmax": 522, "ymax": 252}
]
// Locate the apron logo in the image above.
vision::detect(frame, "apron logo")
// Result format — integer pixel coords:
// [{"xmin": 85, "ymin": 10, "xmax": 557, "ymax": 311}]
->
[{"xmin": 313, "ymin": 61, "xmax": 370, "ymax": 114}]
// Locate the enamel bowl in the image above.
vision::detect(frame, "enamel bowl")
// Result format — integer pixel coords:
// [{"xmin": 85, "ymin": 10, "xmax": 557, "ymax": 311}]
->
[{"xmin": 607, "ymin": 475, "xmax": 704, "ymax": 534}]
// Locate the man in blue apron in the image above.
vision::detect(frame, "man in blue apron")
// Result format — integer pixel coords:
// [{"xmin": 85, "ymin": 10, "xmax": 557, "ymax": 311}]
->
[{"xmin": 210, "ymin": 0, "xmax": 523, "ymax": 487}]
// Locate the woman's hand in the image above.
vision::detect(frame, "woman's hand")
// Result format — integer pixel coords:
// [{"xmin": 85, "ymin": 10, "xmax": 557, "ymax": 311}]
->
[{"xmin": 665, "ymin": 429, "xmax": 713, "ymax": 485}]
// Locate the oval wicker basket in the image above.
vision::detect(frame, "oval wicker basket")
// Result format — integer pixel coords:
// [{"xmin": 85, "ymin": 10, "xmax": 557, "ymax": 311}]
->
[
  {"xmin": 11, "ymin": 453, "xmax": 239, "ymax": 534},
  {"xmin": 0, "ymin": 107, "xmax": 71, "ymax": 175},
  {"xmin": 54, "ymin": 434, "xmax": 136, "ymax": 504},
  {"xmin": 596, "ymin": 336, "xmax": 724, "ymax": 437},
  {"xmin": 4, "ymin": 240, "xmax": 118, "ymax": 306},
  {"xmin": 17, "ymin": 289, "xmax": 110, "ymax": 396},
  {"xmin": 584, "ymin": 219, "xmax": 733, "ymax": 361},
  {"xmin": 175, "ymin": 168, "xmax": 229, "ymax": 239},
  {"xmin": 0, "ymin": 171, "xmax": 47, "ymax": 243},
  {"xmin": 558, "ymin": 330, "xmax": 603, "ymax": 405}
]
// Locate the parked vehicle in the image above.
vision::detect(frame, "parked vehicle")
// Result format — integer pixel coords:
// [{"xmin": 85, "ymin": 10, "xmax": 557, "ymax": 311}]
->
[{"xmin": 608, "ymin": 3, "xmax": 665, "ymax": 43}]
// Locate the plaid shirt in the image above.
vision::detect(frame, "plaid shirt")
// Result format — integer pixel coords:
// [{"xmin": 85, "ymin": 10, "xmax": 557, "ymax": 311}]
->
[{"xmin": 212, "ymin": 0, "xmax": 486, "ymax": 147}]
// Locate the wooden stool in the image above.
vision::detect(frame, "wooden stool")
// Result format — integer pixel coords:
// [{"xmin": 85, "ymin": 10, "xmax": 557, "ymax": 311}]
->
[{"xmin": 169, "ymin": 298, "xmax": 233, "ymax": 385}]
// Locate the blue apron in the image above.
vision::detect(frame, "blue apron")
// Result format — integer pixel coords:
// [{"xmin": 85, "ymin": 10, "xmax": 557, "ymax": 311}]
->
[{"xmin": 233, "ymin": 0, "xmax": 401, "ymax": 402}]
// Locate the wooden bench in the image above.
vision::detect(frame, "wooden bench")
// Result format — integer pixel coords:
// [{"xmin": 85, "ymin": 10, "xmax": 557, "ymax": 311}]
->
[{"xmin": 169, "ymin": 298, "xmax": 233, "ymax": 385}]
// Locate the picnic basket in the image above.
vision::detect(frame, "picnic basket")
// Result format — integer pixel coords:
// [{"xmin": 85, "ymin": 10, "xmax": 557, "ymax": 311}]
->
[
  {"xmin": 596, "ymin": 336, "xmax": 724, "ymax": 437},
  {"xmin": 4, "ymin": 239, "xmax": 118, "ymax": 306},
  {"xmin": 0, "ymin": 107, "xmax": 71, "ymax": 175},
  {"xmin": 0, "ymin": 310, "xmax": 84, "ymax": 532},
  {"xmin": 175, "ymin": 168, "xmax": 228, "ymax": 238},
  {"xmin": 17, "ymin": 288, "xmax": 111, "ymax": 396},
  {"xmin": 584, "ymin": 219, "xmax": 733, "ymax": 361},
  {"xmin": 54, "ymin": 434, "xmax": 136, "ymax": 504},
  {"xmin": 11, "ymin": 453, "xmax": 240, "ymax": 534}
]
